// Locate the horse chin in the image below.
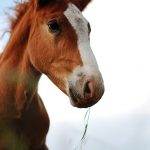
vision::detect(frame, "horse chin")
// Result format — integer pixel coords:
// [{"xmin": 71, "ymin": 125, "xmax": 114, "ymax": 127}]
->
[{"xmin": 69, "ymin": 97, "xmax": 98, "ymax": 108}]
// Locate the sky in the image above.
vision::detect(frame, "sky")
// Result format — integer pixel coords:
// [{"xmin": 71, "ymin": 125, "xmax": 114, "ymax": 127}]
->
[{"xmin": 0, "ymin": 0, "xmax": 150, "ymax": 150}]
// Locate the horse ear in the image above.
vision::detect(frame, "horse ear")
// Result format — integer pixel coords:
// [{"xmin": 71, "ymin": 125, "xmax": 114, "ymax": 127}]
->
[
  {"xmin": 69, "ymin": 0, "xmax": 92, "ymax": 11},
  {"xmin": 35, "ymin": 0, "xmax": 53, "ymax": 9}
]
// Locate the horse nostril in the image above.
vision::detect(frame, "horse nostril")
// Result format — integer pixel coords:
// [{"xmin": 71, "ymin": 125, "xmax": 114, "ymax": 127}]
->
[{"xmin": 84, "ymin": 80, "xmax": 94, "ymax": 99}]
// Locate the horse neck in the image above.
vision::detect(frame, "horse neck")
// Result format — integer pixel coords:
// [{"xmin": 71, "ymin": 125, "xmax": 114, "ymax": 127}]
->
[{"xmin": 0, "ymin": 10, "xmax": 41, "ymax": 118}]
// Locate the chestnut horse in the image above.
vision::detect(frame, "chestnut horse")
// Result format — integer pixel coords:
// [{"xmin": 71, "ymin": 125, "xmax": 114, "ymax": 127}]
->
[{"xmin": 0, "ymin": 0, "xmax": 104, "ymax": 149}]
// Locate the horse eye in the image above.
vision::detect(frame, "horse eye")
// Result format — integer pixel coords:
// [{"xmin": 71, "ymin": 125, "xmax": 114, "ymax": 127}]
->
[{"xmin": 48, "ymin": 20, "xmax": 60, "ymax": 33}]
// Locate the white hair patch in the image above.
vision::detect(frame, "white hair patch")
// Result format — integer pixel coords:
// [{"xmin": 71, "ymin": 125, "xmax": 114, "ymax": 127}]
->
[{"xmin": 64, "ymin": 3, "xmax": 101, "ymax": 87}]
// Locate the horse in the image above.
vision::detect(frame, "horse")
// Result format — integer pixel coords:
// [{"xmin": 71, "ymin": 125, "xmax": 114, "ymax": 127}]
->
[{"xmin": 0, "ymin": 0, "xmax": 104, "ymax": 149}]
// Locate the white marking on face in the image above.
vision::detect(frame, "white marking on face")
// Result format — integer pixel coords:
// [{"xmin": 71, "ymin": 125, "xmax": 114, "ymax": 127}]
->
[{"xmin": 64, "ymin": 3, "xmax": 103, "ymax": 91}]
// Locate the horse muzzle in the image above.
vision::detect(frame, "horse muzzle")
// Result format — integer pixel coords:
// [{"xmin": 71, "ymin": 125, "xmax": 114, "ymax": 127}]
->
[{"xmin": 68, "ymin": 73, "xmax": 104, "ymax": 108}]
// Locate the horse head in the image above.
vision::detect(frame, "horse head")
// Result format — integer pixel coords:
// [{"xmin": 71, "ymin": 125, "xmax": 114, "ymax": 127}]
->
[{"xmin": 28, "ymin": 0, "xmax": 104, "ymax": 108}]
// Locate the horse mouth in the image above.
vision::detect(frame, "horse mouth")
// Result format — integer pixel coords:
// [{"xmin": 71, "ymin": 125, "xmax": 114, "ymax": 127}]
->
[
  {"xmin": 69, "ymin": 88, "xmax": 78, "ymax": 103},
  {"xmin": 69, "ymin": 88, "xmax": 98, "ymax": 108}
]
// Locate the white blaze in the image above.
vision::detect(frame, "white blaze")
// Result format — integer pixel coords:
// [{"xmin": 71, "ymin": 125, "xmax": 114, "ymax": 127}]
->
[{"xmin": 64, "ymin": 3, "xmax": 101, "ymax": 88}]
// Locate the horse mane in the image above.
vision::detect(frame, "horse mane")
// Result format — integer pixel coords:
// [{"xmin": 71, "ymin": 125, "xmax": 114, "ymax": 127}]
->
[{"xmin": 9, "ymin": 0, "xmax": 33, "ymax": 34}]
